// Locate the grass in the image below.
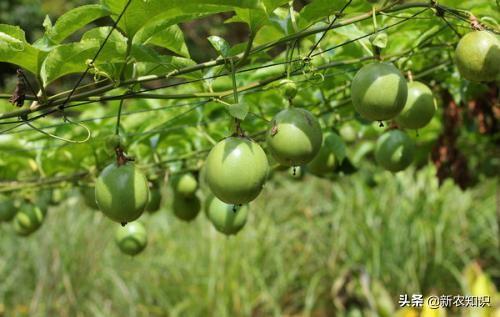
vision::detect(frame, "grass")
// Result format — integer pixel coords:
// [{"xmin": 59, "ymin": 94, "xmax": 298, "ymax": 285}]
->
[{"xmin": 0, "ymin": 165, "xmax": 498, "ymax": 317}]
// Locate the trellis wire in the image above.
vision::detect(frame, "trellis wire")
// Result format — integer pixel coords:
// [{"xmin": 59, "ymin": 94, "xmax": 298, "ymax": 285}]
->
[
  {"xmin": 1, "ymin": 5, "xmax": 440, "ymax": 135},
  {"xmin": 0, "ymin": 2, "xmax": 476, "ymax": 191},
  {"xmin": 0, "ymin": 0, "xmax": 474, "ymax": 124}
]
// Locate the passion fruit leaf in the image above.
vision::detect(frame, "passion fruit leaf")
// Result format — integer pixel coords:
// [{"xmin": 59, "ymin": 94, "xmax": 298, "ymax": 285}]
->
[
  {"xmin": 207, "ymin": 36, "xmax": 231, "ymax": 58},
  {"xmin": 369, "ymin": 32, "xmax": 388, "ymax": 49},
  {"xmin": 102, "ymin": 0, "xmax": 262, "ymax": 37},
  {"xmin": 133, "ymin": 23, "xmax": 189, "ymax": 57},
  {"xmin": 0, "ymin": 24, "xmax": 43, "ymax": 74},
  {"xmin": 43, "ymin": 4, "xmax": 111, "ymax": 45},
  {"xmin": 225, "ymin": 103, "xmax": 249, "ymax": 120},
  {"xmin": 40, "ymin": 33, "xmax": 127, "ymax": 85}
]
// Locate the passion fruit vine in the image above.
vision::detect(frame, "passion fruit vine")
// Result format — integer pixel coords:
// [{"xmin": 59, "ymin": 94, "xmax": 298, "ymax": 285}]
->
[
  {"xmin": 205, "ymin": 137, "xmax": 268, "ymax": 205},
  {"xmin": 115, "ymin": 221, "xmax": 147, "ymax": 256},
  {"xmin": 455, "ymin": 30, "xmax": 500, "ymax": 82},
  {"xmin": 267, "ymin": 108, "xmax": 323, "ymax": 167},
  {"xmin": 375, "ymin": 130, "xmax": 415, "ymax": 172},
  {"xmin": 351, "ymin": 62, "xmax": 408, "ymax": 121}
]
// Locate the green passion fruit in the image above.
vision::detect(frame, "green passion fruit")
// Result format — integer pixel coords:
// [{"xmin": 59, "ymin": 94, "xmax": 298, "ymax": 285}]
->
[
  {"xmin": 95, "ymin": 163, "xmax": 149, "ymax": 224},
  {"xmin": 205, "ymin": 137, "xmax": 269, "ymax": 205},
  {"xmin": 14, "ymin": 204, "xmax": 45, "ymax": 236},
  {"xmin": 267, "ymin": 108, "xmax": 323, "ymax": 167},
  {"xmin": 395, "ymin": 81, "xmax": 436, "ymax": 130},
  {"xmin": 35, "ymin": 189, "xmax": 53, "ymax": 210},
  {"xmin": 351, "ymin": 62, "xmax": 408, "ymax": 121},
  {"xmin": 307, "ymin": 132, "xmax": 343, "ymax": 176},
  {"xmin": 455, "ymin": 30, "xmax": 500, "ymax": 82},
  {"xmin": 172, "ymin": 173, "xmax": 198, "ymax": 197},
  {"xmin": 172, "ymin": 194, "xmax": 201, "ymax": 221},
  {"xmin": 115, "ymin": 221, "xmax": 147, "ymax": 256},
  {"xmin": 0, "ymin": 195, "xmax": 16, "ymax": 222},
  {"xmin": 339, "ymin": 123, "xmax": 358, "ymax": 143},
  {"xmin": 205, "ymin": 195, "xmax": 248, "ymax": 235},
  {"xmin": 146, "ymin": 183, "xmax": 162, "ymax": 213},
  {"xmin": 80, "ymin": 185, "xmax": 99, "ymax": 210},
  {"xmin": 375, "ymin": 130, "xmax": 415, "ymax": 172}
]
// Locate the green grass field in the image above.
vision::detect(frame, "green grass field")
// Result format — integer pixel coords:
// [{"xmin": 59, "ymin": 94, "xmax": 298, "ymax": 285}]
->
[{"xmin": 0, "ymin": 165, "xmax": 498, "ymax": 317}]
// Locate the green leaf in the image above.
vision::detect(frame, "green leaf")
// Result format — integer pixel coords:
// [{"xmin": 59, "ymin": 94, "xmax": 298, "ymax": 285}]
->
[
  {"xmin": 334, "ymin": 24, "xmax": 373, "ymax": 56},
  {"xmin": 369, "ymin": 32, "xmax": 387, "ymax": 49},
  {"xmin": 41, "ymin": 27, "xmax": 128, "ymax": 85},
  {"xmin": 102, "ymin": 0, "xmax": 263, "ymax": 37},
  {"xmin": 133, "ymin": 50, "xmax": 202, "ymax": 81},
  {"xmin": 207, "ymin": 36, "xmax": 231, "ymax": 58},
  {"xmin": 233, "ymin": 0, "xmax": 287, "ymax": 33},
  {"xmin": 133, "ymin": 23, "xmax": 189, "ymax": 57},
  {"xmin": 225, "ymin": 103, "xmax": 249, "ymax": 120},
  {"xmin": 298, "ymin": 0, "xmax": 343, "ymax": 27},
  {"xmin": 0, "ymin": 24, "xmax": 43, "ymax": 74},
  {"xmin": 51, "ymin": 5, "xmax": 110, "ymax": 43}
]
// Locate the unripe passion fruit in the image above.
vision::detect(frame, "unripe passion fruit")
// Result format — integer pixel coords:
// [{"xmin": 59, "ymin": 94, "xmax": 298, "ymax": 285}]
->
[
  {"xmin": 339, "ymin": 123, "xmax": 357, "ymax": 143},
  {"xmin": 0, "ymin": 195, "xmax": 16, "ymax": 222},
  {"xmin": 351, "ymin": 62, "xmax": 408, "ymax": 121},
  {"xmin": 205, "ymin": 195, "xmax": 248, "ymax": 235},
  {"xmin": 205, "ymin": 137, "xmax": 269, "ymax": 204},
  {"xmin": 14, "ymin": 204, "xmax": 45, "ymax": 236},
  {"xmin": 172, "ymin": 173, "xmax": 198, "ymax": 197},
  {"xmin": 279, "ymin": 79, "xmax": 298, "ymax": 99},
  {"xmin": 455, "ymin": 31, "xmax": 500, "ymax": 82},
  {"xmin": 172, "ymin": 194, "xmax": 201, "ymax": 221},
  {"xmin": 395, "ymin": 81, "xmax": 436, "ymax": 130},
  {"xmin": 114, "ymin": 221, "xmax": 147, "ymax": 256},
  {"xmin": 146, "ymin": 183, "xmax": 162, "ymax": 213},
  {"xmin": 267, "ymin": 108, "xmax": 323, "ymax": 166},
  {"xmin": 36, "ymin": 189, "xmax": 53, "ymax": 210},
  {"xmin": 307, "ymin": 132, "xmax": 342, "ymax": 176},
  {"xmin": 375, "ymin": 130, "xmax": 415, "ymax": 172},
  {"xmin": 95, "ymin": 163, "xmax": 149, "ymax": 224},
  {"xmin": 80, "ymin": 185, "xmax": 99, "ymax": 210}
]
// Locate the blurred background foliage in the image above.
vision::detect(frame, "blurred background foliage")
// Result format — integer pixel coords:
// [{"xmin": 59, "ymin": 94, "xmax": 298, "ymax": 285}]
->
[{"xmin": 0, "ymin": 165, "xmax": 498, "ymax": 317}]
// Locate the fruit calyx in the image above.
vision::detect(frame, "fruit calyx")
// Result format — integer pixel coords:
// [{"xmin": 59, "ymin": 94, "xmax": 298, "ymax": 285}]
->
[{"xmin": 115, "ymin": 146, "xmax": 133, "ymax": 167}]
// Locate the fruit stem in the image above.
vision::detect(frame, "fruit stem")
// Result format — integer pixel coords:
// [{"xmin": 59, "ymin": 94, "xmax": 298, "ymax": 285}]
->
[
  {"xmin": 469, "ymin": 15, "xmax": 484, "ymax": 31},
  {"xmin": 115, "ymin": 146, "xmax": 130, "ymax": 166},
  {"xmin": 115, "ymin": 98, "xmax": 125, "ymax": 135},
  {"xmin": 378, "ymin": 121, "xmax": 384, "ymax": 127},
  {"xmin": 407, "ymin": 70, "xmax": 414, "ymax": 82},
  {"xmin": 234, "ymin": 118, "xmax": 244, "ymax": 137}
]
